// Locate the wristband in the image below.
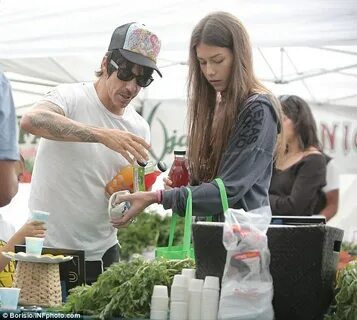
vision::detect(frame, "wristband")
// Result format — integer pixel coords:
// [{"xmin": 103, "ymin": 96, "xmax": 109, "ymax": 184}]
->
[{"xmin": 156, "ymin": 190, "xmax": 163, "ymax": 204}]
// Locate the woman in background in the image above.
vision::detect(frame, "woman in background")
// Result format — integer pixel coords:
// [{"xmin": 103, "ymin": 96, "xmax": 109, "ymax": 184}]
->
[
  {"xmin": 269, "ymin": 95, "xmax": 326, "ymax": 216},
  {"xmin": 112, "ymin": 11, "xmax": 284, "ymax": 225}
]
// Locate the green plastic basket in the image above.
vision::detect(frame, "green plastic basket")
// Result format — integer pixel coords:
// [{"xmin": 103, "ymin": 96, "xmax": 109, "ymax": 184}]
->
[
  {"xmin": 155, "ymin": 188, "xmax": 194, "ymax": 259},
  {"xmin": 155, "ymin": 178, "xmax": 228, "ymax": 260}
]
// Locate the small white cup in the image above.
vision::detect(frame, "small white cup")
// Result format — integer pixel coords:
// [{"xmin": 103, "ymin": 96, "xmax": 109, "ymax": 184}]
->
[
  {"xmin": 150, "ymin": 309, "xmax": 168, "ymax": 320},
  {"xmin": 151, "ymin": 296, "xmax": 169, "ymax": 311},
  {"xmin": 170, "ymin": 286, "xmax": 188, "ymax": 302},
  {"xmin": 188, "ymin": 279, "xmax": 203, "ymax": 320},
  {"xmin": 152, "ymin": 285, "xmax": 168, "ymax": 298},
  {"xmin": 181, "ymin": 268, "xmax": 196, "ymax": 280},
  {"xmin": 172, "ymin": 274, "xmax": 188, "ymax": 287},
  {"xmin": 203, "ymin": 276, "xmax": 220, "ymax": 290},
  {"xmin": 0, "ymin": 288, "xmax": 21, "ymax": 310},
  {"xmin": 171, "ymin": 274, "xmax": 189, "ymax": 302},
  {"xmin": 25, "ymin": 237, "xmax": 44, "ymax": 256},
  {"xmin": 170, "ymin": 301, "xmax": 188, "ymax": 320},
  {"xmin": 30, "ymin": 210, "xmax": 50, "ymax": 228},
  {"xmin": 189, "ymin": 278, "xmax": 204, "ymax": 292}
]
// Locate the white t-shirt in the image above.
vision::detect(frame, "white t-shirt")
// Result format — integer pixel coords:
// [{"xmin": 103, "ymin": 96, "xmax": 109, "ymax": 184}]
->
[
  {"xmin": 0, "ymin": 215, "xmax": 15, "ymax": 243},
  {"xmin": 29, "ymin": 82, "xmax": 150, "ymax": 260},
  {"xmin": 323, "ymin": 158, "xmax": 339, "ymax": 192}
]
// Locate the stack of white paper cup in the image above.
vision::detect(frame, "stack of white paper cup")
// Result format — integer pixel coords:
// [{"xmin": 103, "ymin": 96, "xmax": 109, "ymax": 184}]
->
[
  {"xmin": 150, "ymin": 285, "xmax": 169, "ymax": 320},
  {"xmin": 188, "ymin": 278, "xmax": 204, "ymax": 320},
  {"xmin": 181, "ymin": 268, "xmax": 196, "ymax": 281},
  {"xmin": 201, "ymin": 276, "xmax": 220, "ymax": 320},
  {"xmin": 170, "ymin": 274, "xmax": 188, "ymax": 320}
]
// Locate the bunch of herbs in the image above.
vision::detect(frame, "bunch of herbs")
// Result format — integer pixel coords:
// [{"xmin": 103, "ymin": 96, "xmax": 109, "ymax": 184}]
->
[{"xmin": 57, "ymin": 257, "xmax": 194, "ymax": 319}]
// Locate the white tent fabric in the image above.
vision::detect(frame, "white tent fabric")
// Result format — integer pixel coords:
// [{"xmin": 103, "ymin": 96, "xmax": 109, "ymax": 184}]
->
[
  {"xmin": 1, "ymin": 0, "xmax": 357, "ymax": 56},
  {"xmin": 1, "ymin": 0, "xmax": 357, "ymax": 106}
]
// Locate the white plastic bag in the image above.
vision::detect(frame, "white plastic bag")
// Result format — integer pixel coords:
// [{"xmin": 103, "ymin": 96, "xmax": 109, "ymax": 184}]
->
[{"xmin": 218, "ymin": 206, "xmax": 274, "ymax": 320}]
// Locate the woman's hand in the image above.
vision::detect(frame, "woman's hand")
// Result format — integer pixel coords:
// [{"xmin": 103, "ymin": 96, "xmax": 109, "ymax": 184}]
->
[
  {"xmin": 163, "ymin": 176, "xmax": 173, "ymax": 190},
  {"xmin": 110, "ymin": 191, "xmax": 157, "ymax": 228}
]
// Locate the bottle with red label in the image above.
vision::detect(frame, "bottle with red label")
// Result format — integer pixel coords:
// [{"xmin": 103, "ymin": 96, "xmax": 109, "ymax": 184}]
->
[{"xmin": 168, "ymin": 150, "xmax": 189, "ymax": 187}]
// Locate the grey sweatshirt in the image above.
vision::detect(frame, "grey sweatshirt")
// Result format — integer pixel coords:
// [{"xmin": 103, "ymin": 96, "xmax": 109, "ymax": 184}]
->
[{"xmin": 162, "ymin": 94, "xmax": 279, "ymax": 221}]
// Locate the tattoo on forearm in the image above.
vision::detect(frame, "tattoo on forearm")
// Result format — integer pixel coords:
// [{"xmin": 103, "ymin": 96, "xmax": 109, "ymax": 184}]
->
[
  {"xmin": 30, "ymin": 112, "xmax": 98, "ymax": 142},
  {"xmin": 45, "ymin": 104, "xmax": 65, "ymax": 115}
]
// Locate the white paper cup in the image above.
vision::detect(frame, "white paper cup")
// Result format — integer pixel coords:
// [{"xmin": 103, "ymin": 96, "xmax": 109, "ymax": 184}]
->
[
  {"xmin": 30, "ymin": 210, "xmax": 50, "ymax": 227},
  {"xmin": 172, "ymin": 274, "xmax": 188, "ymax": 287},
  {"xmin": 25, "ymin": 237, "xmax": 44, "ymax": 256},
  {"xmin": 152, "ymin": 285, "xmax": 168, "ymax": 298},
  {"xmin": 170, "ymin": 286, "xmax": 188, "ymax": 302},
  {"xmin": 150, "ymin": 309, "xmax": 168, "ymax": 320},
  {"xmin": 203, "ymin": 276, "xmax": 220, "ymax": 290},
  {"xmin": 170, "ymin": 301, "xmax": 188, "ymax": 320},
  {"xmin": 188, "ymin": 291, "xmax": 202, "ymax": 320},
  {"xmin": 0, "ymin": 288, "xmax": 21, "ymax": 310},
  {"xmin": 181, "ymin": 268, "xmax": 196, "ymax": 280},
  {"xmin": 188, "ymin": 278, "xmax": 203, "ymax": 292},
  {"xmin": 151, "ymin": 296, "xmax": 169, "ymax": 311}
]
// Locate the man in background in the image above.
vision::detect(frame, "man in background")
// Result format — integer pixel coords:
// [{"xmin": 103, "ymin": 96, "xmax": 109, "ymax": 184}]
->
[{"xmin": 0, "ymin": 71, "xmax": 21, "ymax": 207}]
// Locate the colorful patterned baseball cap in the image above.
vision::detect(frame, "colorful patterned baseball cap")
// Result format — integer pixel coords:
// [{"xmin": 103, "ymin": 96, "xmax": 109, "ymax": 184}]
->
[{"xmin": 108, "ymin": 22, "xmax": 162, "ymax": 77}]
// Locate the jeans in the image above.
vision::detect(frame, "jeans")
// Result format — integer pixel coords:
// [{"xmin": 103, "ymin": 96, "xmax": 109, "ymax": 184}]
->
[{"xmin": 85, "ymin": 243, "xmax": 120, "ymax": 284}]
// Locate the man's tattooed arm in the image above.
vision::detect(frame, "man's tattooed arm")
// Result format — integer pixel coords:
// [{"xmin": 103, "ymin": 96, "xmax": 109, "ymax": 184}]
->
[
  {"xmin": 20, "ymin": 101, "xmax": 99, "ymax": 142},
  {"xmin": 20, "ymin": 101, "xmax": 151, "ymax": 164}
]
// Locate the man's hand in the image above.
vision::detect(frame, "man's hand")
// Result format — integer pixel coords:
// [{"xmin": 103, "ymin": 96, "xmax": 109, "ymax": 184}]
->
[{"xmin": 97, "ymin": 128, "xmax": 150, "ymax": 164}]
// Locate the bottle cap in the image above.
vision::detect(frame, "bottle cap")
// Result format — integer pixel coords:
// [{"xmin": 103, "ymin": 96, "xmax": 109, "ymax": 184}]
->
[
  {"xmin": 144, "ymin": 160, "xmax": 156, "ymax": 174},
  {"xmin": 157, "ymin": 161, "xmax": 167, "ymax": 172},
  {"xmin": 137, "ymin": 160, "xmax": 147, "ymax": 167},
  {"xmin": 174, "ymin": 150, "xmax": 186, "ymax": 156}
]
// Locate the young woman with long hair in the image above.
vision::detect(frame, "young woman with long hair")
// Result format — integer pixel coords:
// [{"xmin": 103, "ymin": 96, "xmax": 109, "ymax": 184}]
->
[{"xmin": 112, "ymin": 11, "xmax": 284, "ymax": 226}]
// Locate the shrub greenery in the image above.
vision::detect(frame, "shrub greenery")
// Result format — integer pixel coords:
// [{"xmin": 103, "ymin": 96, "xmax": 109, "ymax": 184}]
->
[{"xmin": 117, "ymin": 211, "xmax": 185, "ymax": 260}]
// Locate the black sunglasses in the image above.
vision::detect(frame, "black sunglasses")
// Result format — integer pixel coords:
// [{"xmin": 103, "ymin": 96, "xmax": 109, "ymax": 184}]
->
[{"xmin": 110, "ymin": 60, "xmax": 154, "ymax": 88}]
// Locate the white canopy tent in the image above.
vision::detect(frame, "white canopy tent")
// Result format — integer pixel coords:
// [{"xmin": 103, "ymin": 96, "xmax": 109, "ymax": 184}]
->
[
  {"xmin": 0, "ymin": 0, "xmax": 356, "ymax": 238},
  {"xmin": 1, "ymin": 0, "xmax": 357, "ymax": 105}
]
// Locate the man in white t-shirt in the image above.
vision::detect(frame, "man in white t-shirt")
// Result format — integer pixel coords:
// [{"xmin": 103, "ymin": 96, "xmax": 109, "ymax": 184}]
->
[
  {"xmin": 320, "ymin": 155, "xmax": 339, "ymax": 221},
  {"xmin": 20, "ymin": 22, "xmax": 162, "ymax": 283}
]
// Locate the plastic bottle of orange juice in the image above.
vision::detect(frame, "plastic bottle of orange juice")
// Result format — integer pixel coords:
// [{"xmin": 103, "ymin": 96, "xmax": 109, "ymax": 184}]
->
[
  {"xmin": 105, "ymin": 160, "xmax": 167, "ymax": 197},
  {"xmin": 105, "ymin": 165, "xmax": 134, "ymax": 196}
]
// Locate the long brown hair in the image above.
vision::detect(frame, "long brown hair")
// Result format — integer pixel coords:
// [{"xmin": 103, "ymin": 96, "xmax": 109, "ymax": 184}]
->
[
  {"xmin": 279, "ymin": 95, "xmax": 321, "ymax": 150},
  {"xmin": 187, "ymin": 11, "xmax": 283, "ymax": 184}
]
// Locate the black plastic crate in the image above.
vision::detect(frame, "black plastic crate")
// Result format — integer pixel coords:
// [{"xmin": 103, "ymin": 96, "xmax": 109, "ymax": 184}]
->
[{"xmin": 192, "ymin": 224, "xmax": 343, "ymax": 320}]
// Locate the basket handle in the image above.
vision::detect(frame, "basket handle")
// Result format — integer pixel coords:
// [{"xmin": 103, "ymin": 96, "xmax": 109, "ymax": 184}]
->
[
  {"xmin": 182, "ymin": 188, "xmax": 193, "ymax": 252},
  {"xmin": 214, "ymin": 178, "xmax": 229, "ymax": 213},
  {"xmin": 168, "ymin": 188, "xmax": 192, "ymax": 250},
  {"xmin": 168, "ymin": 179, "xmax": 227, "ymax": 249}
]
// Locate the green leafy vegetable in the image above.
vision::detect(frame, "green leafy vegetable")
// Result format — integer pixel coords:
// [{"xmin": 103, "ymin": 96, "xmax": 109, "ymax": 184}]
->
[
  {"xmin": 57, "ymin": 257, "xmax": 195, "ymax": 319},
  {"xmin": 341, "ymin": 242, "xmax": 357, "ymax": 257},
  {"xmin": 325, "ymin": 260, "xmax": 357, "ymax": 320}
]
